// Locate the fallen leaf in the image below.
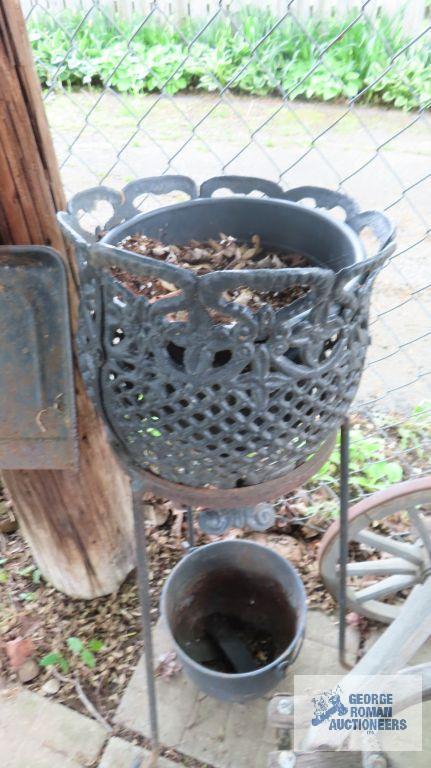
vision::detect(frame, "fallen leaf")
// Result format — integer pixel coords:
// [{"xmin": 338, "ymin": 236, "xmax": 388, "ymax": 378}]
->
[
  {"xmin": 346, "ymin": 612, "xmax": 361, "ymax": 627},
  {"xmin": 6, "ymin": 637, "xmax": 35, "ymax": 669},
  {"xmin": 143, "ymin": 500, "xmax": 170, "ymax": 527},
  {"xmin": 155, "ymin": 650, "xmax": 182, "ymax": 679},
  {"xmin": 266, "ymin": 536, "xmax": 305, "ymax": 565}
]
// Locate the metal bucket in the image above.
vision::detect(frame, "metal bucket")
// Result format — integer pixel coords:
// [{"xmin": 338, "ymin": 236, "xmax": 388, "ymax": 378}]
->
[{"xmin": 160, "ymin": 539, "xmax": 306, "ymax": 701}]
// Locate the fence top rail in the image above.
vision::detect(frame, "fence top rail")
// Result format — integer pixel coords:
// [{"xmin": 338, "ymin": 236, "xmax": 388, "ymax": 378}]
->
[{"xmin": 21, "ymin": 0, "xmax": 429, "ymax": 34}]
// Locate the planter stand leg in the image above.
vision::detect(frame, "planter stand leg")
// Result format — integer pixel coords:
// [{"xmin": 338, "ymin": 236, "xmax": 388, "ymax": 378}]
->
[
  {"xmin": 131, "ymin": 475, "xmax": 160, "ymax": 763},
  {"xmin": 339, "ymin": 418, "xmax": 351, "ymax": 668}
]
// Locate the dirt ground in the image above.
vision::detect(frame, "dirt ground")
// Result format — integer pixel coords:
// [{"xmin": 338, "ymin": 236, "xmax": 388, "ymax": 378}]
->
[{"xmin": 45, "ymin": 91, "xmax": 431, "ymax": 410}]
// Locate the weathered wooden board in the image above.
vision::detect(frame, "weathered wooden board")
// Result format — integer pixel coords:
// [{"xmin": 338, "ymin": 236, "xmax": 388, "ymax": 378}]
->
[{"xmin": 0, "ymin": 0, "xmax": 133, "ymax": 599}]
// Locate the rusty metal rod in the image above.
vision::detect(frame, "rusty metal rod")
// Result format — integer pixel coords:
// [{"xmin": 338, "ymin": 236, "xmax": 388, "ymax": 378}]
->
[
  {"xmin": 339, "ymin": 418, "xmax": 351, "ymax": 668},
  {"xmin": 131, "ymin": 476, "xmax": 159, "ymax": 760}
]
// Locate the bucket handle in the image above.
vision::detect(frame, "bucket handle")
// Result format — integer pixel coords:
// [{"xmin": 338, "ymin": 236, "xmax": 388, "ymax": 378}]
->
[{"xmin": 276, "ymin": 627, "xmax": 305, "ymax": 675}]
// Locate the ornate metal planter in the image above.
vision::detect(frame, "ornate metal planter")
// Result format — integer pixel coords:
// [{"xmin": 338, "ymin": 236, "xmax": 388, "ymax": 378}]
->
[{"xmin": 59, "ymin": 175, "xmax": 395, "ymax": 496}]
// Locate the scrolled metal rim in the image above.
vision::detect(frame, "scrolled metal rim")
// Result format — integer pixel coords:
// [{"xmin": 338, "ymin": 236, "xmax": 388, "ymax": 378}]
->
[
  {"xmin": 59, "ymin": 174, "xmax": 396, "ymax": 349},
  {"xmin": 58, "ymin": 174, "xmax": 395, "ymax": 267}
]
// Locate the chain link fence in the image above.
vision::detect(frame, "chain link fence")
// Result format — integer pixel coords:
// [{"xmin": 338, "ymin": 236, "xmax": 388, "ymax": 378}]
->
[{"xmin": 22, "ymin": 0, "xmax": 431, "ymax": 504}]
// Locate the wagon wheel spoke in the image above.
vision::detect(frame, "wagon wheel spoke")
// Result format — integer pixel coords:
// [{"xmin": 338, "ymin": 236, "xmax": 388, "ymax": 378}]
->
[
  {"xmin": 407, "ymin": 508, "xmax": 431, "ymax": 560},
  {"xmin": 354, "ymin": 573, "xmax": 417, "ymax": 604},
  {"xmin": 345, "ymin": 557, "xmax": 418, "ymax": 577},
  {"xmin": 355, "ymin": 529, "xmax": 424, "ymax": 565}
]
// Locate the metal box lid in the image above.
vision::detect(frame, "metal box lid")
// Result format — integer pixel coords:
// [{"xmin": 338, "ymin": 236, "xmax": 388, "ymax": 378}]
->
[{"xmin": 0, "ymin": 246, "xmax": 77, "ymax": 469}]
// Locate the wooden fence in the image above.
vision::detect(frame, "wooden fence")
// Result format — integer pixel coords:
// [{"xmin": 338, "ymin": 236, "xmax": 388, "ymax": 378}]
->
[{"xmin": 21, "ymin": 0, "xmax": 429, "ymax": 34}]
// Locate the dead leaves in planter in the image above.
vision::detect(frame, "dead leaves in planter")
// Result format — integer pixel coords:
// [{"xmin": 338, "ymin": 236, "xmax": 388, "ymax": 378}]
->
[{"xmin": 114, "ymin": 233, "xmax": 309, "ymax": 313}]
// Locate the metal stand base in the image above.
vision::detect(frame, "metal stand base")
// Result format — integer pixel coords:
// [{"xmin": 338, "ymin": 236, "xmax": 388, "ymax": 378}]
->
[
  {"xmin": 338, "ymin": 419, "xmax": 351, "ymax": 668},
  {"xmin": 129, "ymin": 420, "xmax": 353, "ymax": 764}
]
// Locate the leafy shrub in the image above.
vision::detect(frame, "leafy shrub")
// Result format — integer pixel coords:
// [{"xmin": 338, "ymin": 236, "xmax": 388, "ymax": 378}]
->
[
  {"xmin": 317, "ymin": 428, "xmax": 404, "ymax": 495},
  {"xmin": 28, "ymin": 9, "xmax": 430, "ymax": 108}
]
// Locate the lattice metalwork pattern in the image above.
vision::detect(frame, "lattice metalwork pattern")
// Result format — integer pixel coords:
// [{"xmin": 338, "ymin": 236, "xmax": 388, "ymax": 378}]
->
[
  {"xmin": 22, "ymin": 0, "xmax": 431, "ymax": 496},
  {"xmin": 60, "ymin": 177, "xmax": 393, "ymax": 488}
]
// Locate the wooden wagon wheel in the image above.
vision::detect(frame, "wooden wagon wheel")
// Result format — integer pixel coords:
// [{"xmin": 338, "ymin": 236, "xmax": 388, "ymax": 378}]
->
[{"xmin": 319, "ymin": 476, "xmax": 431, "ymax": 623}]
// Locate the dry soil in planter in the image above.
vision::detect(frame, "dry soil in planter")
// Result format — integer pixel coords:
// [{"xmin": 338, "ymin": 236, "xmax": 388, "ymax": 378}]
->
[{"xmin": 114, "ymin": 232, "xmax": 309, "ymax": 313}]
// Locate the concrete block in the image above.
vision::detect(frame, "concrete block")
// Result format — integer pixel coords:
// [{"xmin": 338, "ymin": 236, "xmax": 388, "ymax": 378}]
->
[
  {"xmin": 98, "ymin": 737, "xmax": 181, "ymax": 768},
  {"xmin": 0, "ymin": 687, "xmax": 106, "ymax": 768}
]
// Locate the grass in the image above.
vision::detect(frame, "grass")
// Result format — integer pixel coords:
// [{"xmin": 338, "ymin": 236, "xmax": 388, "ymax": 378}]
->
[{"xmin": 28, "ymin": 8, "xmax": 431, "ymax": 109}]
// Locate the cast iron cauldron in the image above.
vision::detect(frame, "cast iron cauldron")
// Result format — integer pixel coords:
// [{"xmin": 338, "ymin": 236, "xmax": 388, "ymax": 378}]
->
[
  {"xmin": 160, "ymin": 540, "xmax": 307, "ymax": 701},
  {"xmin": 58, "ymin": 176, "xmax": 395, "ymax": 490}
]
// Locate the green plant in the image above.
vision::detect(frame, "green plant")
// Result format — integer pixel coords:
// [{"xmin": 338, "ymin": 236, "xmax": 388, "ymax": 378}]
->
[
  {"xmin": 40, "ymin": 650, "xmax": 70, "ymax": 674},
  {"xmin": 40, "ymin": 636, "xmax": 104, "ymax": 674},
  {"xmin": 307, "ymin": 401, "xmax": 431, "ymax": 520},
  {"xmin": 17, "ymin": 564, "xmax": 42, "ymax": 583},
  {"xmin": 18, "ymin": 591, "xmax": 37, "ymax": 602},
  {"xmin": 394, "ymin": 401, "xmax": 431, "ymax": 454},
  {"xmin": 27, "ymin": 9, "xmax": 431, "ymax": 109},
  {"xmin": 316, "ymin": 427, "xmax": 404, "ymax": 495}
]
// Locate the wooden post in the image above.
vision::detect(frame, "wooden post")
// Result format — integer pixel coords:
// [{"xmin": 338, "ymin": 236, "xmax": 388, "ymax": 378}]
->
[{"xmin": 0, "ymin": 0, "xmax": 134, "ymax": 598}]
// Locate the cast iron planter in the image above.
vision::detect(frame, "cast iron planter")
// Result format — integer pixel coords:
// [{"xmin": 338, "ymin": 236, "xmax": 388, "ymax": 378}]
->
[{"xmin": 59, "ymin": 175, "xmax": 395, "ymax": 492}]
